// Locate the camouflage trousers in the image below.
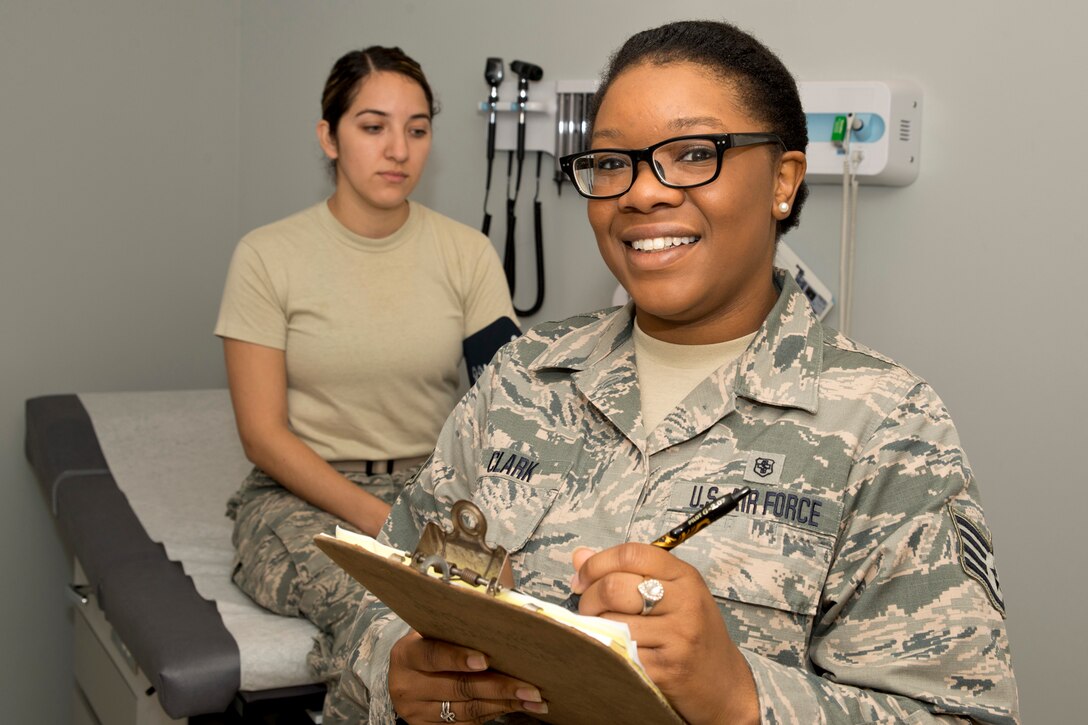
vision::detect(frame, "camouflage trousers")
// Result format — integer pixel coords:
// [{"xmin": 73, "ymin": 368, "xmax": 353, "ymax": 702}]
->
[{"xmin": 227, "ymin": 466, "xmax": 418, "ymax": 723}]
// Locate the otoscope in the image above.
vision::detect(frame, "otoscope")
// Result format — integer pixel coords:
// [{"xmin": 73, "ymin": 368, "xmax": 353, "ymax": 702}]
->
[
  {"xmin": 504, "ymin": 60, "xmax": 543, "ymax": 294},
  {"xmin": 510, "ymin": 60, "xmax": 542, "ymax": 191},
  {"xmin": 481, "ymin": 58, "xmax": 503, "ymax": 235}
]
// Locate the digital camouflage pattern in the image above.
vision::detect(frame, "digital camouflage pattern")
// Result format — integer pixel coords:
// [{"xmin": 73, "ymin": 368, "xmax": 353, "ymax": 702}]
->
[
  {"xmin": 227, "ymin": 466, "xmax": 417, "ymax": 714},
  {"xmin": 343, "ymin": 272, "xmax": 1019, "ymax": 724}
]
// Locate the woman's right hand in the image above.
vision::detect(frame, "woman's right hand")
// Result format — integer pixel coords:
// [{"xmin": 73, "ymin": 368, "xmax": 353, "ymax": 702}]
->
[{"xmin": 388, "ymin": 631, "xmax": 548, "ymax": 724}]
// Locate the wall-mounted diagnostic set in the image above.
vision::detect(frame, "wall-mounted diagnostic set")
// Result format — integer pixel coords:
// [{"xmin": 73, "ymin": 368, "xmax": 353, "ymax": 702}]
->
[{"xmin": 479, "ymin": 59, "xmax": 553, "ymax": 316}]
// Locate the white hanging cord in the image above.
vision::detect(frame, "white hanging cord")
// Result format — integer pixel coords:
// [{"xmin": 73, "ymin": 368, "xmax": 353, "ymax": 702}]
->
[
  {"xmin": 844, "ymin": 158, "xmax": 860, "ymax": 335},
  {"xmin": 838, "ymin": 114, "xmax": 863, "ymax": 336}
]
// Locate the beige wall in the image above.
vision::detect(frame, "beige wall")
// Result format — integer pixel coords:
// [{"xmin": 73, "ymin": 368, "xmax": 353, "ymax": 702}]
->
[{"xmin": 3, "ymin": 1, "xmax": 1083, "ymax": 721}]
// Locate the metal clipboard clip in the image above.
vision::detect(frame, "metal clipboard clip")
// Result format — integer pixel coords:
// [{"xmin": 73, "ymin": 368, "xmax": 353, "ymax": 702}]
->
[{"xmin": 410, "ymin": 500, "xmax": 514, "ymax": 596}]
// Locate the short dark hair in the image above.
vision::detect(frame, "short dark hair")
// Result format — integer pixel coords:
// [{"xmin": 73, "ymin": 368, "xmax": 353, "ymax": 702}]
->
[{"xmin": 591, "ymin": 20, "xmax": 808, "ymax": 238}]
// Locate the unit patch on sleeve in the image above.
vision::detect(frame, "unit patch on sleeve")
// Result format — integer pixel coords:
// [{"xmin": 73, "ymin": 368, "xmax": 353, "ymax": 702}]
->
[{"xmin": 949, "ymin": 505, "xmax": 1006, "ymax": 618}]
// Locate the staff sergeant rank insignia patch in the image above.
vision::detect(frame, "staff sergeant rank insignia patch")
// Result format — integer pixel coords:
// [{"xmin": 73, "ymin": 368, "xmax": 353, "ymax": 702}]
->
[{"xmin": 949, "ymin": 505, "xmax": 1006, "ymax": 617}]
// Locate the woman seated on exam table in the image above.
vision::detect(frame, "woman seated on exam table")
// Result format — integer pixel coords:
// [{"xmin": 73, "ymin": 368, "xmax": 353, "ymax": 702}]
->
[
  {"xmin": 213, "ymin": 45, "xmax": 516, "ymax": 713},
  {"xmin": 336, "ymin": 20, "xmax": 1019, "ymax": 725}
]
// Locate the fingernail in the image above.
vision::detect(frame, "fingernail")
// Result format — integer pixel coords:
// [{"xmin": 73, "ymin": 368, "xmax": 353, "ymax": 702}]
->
[
  {"xmin": 569, "ymin": 572, "xmax": 581, "ymax": 594},
  {"xmin": 522, "ymin": 701, "xmax": 548, "ymax": 714},
  {"xmin": 466, "ymin": 654, "xmax": 488, "ymax": 671},
  {"xmin": 515, "ymin": 687, "xmax": 542, "ymax": 703}
]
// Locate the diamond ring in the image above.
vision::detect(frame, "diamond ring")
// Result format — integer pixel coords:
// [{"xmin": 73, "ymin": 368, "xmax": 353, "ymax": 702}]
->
[{"xmin": 637, "ymin": 578, "xmax": 665, "ymax": 615}]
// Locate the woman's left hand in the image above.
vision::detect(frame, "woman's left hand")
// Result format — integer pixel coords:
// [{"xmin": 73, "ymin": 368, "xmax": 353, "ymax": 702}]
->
[{"xmin": 570, "ymin": 544, "xmax": 760, "ymax": 725}]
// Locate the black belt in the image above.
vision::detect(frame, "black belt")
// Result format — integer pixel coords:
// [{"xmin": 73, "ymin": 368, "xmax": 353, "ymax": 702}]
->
[{"xmin": 329, "ymin": 456, "xmax": 428, "ymax": 475}]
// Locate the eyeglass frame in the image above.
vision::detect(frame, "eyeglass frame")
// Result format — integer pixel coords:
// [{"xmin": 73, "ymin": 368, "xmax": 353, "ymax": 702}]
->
[{"xmin": 558, "ymin": 132, "xmax": 786, "ymax": 200}]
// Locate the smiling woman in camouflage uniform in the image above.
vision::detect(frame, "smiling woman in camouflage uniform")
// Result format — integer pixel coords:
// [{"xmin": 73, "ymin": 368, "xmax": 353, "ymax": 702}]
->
[{"xmin": 334, "ymin": 20, "xmax": 1019, "ymax": 725}]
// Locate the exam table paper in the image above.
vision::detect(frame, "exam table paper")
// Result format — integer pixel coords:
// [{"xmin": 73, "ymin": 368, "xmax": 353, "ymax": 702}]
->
[{"xmin": 80, "ymin": 389, "xmax": 320, "ymax": 692}]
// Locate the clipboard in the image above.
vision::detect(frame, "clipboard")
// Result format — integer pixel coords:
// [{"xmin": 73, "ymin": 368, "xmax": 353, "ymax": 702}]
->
[{"xmin": 314, "ymin": 500, "xmax": 683, "ymax": 725}]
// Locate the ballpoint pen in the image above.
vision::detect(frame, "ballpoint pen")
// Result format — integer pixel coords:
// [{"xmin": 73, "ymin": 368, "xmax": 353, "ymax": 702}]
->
[{"xmin": 561, "ymin": 485, "xmax": 752, "ymax": 612}]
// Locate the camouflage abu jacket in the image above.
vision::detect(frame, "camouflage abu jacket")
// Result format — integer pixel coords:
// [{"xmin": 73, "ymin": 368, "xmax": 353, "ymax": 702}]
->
[{"xmin": 352, "ymin": 272, "xmax": 1019, "ymax": 724}]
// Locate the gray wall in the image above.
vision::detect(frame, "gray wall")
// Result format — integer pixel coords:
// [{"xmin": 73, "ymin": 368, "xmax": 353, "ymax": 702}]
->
[
  {"xmin": 1, "ymin": 2, "xmax": 240, "ymax": 723},
  {"xmin": 3, "ymin": 1, "xmax": 1083, "ymax": 722}
]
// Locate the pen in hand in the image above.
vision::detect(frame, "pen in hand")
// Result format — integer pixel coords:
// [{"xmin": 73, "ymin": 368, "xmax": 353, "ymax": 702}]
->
[{"xmin": 561, "ymin": 485, "xmax": 752, "ymax": 612}]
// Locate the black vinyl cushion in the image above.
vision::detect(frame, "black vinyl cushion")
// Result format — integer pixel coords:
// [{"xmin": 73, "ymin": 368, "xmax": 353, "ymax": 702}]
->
[{"xmin": 25, "ymin": 394, "xmax": 240, "ymax": 718}]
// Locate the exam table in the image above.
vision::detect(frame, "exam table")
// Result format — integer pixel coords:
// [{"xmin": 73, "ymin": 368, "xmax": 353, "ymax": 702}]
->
[{"xmin": 25, "ymin": 390, "xmax": 328, "ymax": 724}]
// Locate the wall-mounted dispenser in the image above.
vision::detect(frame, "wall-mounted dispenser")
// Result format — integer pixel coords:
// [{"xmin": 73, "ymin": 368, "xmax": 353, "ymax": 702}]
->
[{"xmin": 800, "ymin": 80, "xmax": 923, "ymax": 186}]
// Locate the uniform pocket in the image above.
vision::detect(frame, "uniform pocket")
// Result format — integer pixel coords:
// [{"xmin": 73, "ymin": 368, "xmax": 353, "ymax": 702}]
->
[
  {"xmin": 473, "ymin": 474, "xmax": 561, "ymax": 552},
  {"xmin": 669, "ymin": 513, "xmax": 832, "ymax": 664},
  {"xmin": 670, "ymin": 512, "xmax": 831, "ymax": 617},
  {"xmin": 471, "ymin": 446, "xmax": 569, "ymax": 552},
  {"xmin": 229, "ymin": 487, "xmax": 306, "ymax": 616}
]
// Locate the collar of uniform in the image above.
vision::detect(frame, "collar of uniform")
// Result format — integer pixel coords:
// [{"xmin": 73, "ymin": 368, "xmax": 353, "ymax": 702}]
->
[
  {"xmin": 733, "ymin": 270, "xmax": 823, "ymax": 414},
  {"xmin": 527, "ymin": 304, "xmax": 641, "ymax": 441},
  {"xmin": 528, "ymin": 302, "xmax": 635, "ymax": 373},
  {"xmin": 525, "ymin": 270, "xmax": 823, "ymax": 415}
]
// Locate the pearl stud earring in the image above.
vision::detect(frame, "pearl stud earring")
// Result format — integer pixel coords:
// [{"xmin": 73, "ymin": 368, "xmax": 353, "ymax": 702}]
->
[{"xmin": 778, "ymin": 202, "xmax": 790, "ymax": 214}]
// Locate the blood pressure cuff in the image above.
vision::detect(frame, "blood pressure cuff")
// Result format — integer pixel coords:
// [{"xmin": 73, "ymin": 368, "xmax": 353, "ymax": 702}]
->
[{"xmin": 463, "ymin": 316, "xmax": 521, "ymax": 385}]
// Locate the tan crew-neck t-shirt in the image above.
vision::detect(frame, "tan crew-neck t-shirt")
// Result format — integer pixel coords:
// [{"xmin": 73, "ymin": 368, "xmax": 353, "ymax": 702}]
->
[{"xmin": 215, "ymin": 200, "xmax": 516, "ymax": 461}]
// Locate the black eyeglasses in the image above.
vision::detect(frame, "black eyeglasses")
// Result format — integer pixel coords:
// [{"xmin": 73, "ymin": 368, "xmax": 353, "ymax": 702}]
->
[{"xmin": 559, "ymin": 133, "xmax": 785, "ymax": 200}]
